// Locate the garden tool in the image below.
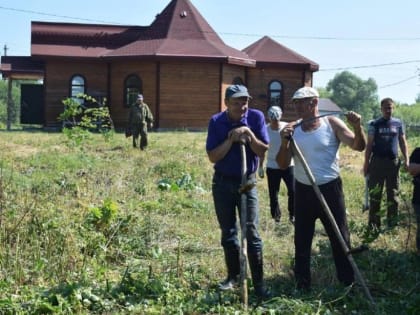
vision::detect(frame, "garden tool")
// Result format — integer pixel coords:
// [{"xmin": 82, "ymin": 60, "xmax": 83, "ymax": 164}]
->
[
  {"xmin": 239, "ymin": 141, "xmax": 248, "ymax": 307},
  {"xmin": 363, "ymin": 175, "xmax": 370, "ymax": 212},
  {"xmin": 289, "ymin": 137, "xmax": 376, "ymax": 306}
]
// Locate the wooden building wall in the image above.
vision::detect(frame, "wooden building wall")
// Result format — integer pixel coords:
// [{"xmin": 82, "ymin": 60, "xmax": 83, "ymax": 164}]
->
[
  {"xmin": 109, "ymin": 61, "xmax": 157, "ymax": 128},
  {"xmin": 158, "ymin": 61, "xmax": 220, "ymax": 129},
  {"xmin": 44, "ymin": 60, "xmax": 108, "ymax": 128},
  {"xmin": 42, "ymin": 58, "xmax": 313, "ymax": 129},
  {"xmin": 247, "ymin": 67, "xmax": 313, "ymax": 122}
]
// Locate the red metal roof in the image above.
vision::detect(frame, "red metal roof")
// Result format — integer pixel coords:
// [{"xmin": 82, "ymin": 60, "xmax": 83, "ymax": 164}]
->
[
  {"xmin": 0, "ymin": 56, "xmax": 44, "ymax": 79},
  {"xmin": 30, "ymin": 0, "xmax": 255, "ymax": 67},
  {"xmin": 243, "ymin": 36, "xmax": 319, "ymax": 71}
]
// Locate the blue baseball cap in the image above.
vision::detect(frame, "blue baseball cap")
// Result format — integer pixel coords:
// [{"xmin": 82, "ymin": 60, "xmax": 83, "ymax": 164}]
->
[{"xmin": 225, "ymin": 85, "xmax": 251, "ymax": 99}]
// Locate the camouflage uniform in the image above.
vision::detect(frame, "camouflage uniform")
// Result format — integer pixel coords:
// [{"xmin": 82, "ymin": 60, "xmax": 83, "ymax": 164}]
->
[{"xmin": 128, "ymin": 100, "xmax": 154, "ymax": 150}]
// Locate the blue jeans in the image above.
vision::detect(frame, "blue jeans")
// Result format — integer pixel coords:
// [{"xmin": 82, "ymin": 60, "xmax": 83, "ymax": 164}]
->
[{"xmin": 212, "ymin": 172, "xmax": 263, "ymax": 254}]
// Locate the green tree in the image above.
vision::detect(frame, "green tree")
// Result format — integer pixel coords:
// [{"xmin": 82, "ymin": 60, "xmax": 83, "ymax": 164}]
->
[
  {"xmin": 394, "ymin": 103, "xmax": 420, "ymax": 137},
  {"xmin": 326, "ymin": 71, "xmax": 379, "ymax": 122},
  {"xmin": 415, "ymin": 93, "xmax": 420, "ymax": 104},
  {"xmin": 0, "ymin": 80, "xmax": 20, "ymax": 128}
]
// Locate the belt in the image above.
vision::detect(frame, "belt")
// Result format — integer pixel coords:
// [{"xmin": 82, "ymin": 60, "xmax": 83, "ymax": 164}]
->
[
  {"xmin": 372, "ymin": 155, "xmax": 398, "ymax": 161},
  {"xmin": 214, "ymin": 171, "xmax": 256, "ymax": 181}
]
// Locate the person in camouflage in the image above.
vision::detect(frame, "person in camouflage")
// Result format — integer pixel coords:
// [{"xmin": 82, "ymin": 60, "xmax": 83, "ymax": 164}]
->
[{"xmin": 128, "ymin": 94, "xmax": 154, "ymax": 150}]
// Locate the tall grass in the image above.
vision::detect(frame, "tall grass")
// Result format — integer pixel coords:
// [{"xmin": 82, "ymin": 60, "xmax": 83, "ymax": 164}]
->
[{"xmin": 0, "ymin": 130, "xmax": 419, "ymax": 314}]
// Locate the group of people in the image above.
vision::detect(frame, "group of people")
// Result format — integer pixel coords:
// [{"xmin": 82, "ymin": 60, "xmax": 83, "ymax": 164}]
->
[{"xmin": 206, "ymin": 84, "xmax": 420, "ymax": 298}]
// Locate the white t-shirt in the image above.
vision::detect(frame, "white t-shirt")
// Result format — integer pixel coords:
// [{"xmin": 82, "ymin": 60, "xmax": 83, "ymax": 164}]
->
[{"xmin": 266, "ymin": 122, "xmax": 294, "ymax": 169}]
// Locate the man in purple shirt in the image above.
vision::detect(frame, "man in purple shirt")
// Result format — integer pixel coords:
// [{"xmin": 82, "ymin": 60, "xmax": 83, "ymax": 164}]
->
[{"xmin": 206, "ymin": 84, "xmax": 269, "ymax": 298}]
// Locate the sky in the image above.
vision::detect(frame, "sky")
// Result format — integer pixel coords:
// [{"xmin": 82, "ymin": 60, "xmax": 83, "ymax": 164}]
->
[{"xmin": 1, "ymin": 0, "xmax": 420, "ymax": 104}]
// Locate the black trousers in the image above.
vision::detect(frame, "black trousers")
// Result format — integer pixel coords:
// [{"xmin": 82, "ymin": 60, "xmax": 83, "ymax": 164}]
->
[
  {"xmin": 294, "ymin": 177, "xmax": 354, "ymax": 288},
  {"xmin": 266, "ymin": 166, "xmax": 294, "ymax": 219}
]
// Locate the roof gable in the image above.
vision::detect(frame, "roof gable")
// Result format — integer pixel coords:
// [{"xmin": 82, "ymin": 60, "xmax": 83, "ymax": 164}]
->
[
  {"xmin": 243, "ymin": 36, "xmax": 319, "ymax": 71},
  {"xmin": 30, "ymin": 0, "xmax": 255, "ymax": 66},
  {"xmin": 318, "ymin": 98, "xmax": 342, "ymax": 113},
  {"xmin": 150, "ymin": 0, "xmax": 224, "ymax": 43}
]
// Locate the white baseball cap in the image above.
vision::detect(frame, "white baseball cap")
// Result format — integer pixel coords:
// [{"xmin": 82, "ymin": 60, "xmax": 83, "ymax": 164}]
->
[
  {"xmin": 292, "ymin": 87, "xmax": 319, "ymax": 100},
  {"xmin": 267, "ymin": 106, "xmax": 282, "ymax": 120}
]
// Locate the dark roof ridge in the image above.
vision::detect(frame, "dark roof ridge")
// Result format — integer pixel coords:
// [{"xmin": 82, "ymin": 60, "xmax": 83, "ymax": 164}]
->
[{"xmin": 243, "ymin": 35, "xmax": 319, "ymax": 71}]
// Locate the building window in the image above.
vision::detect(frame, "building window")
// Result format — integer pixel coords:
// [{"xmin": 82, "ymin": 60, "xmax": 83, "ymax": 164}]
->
[
  {"xmin": 124, "ymin": 74, "xmax": 142, "ymax": 107},
  {"xmin": 70, "ymin": 75, "xmax": 86, "ymax": 104},
  {"xmin": 268, "ymin": 80, "xmax": 283, "ymax": 110}
]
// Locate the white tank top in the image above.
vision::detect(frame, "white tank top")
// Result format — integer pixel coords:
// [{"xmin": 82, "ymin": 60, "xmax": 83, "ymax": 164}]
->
[{"xmin": 293, "ymin": 117, "xmax": 340, "ymax": 185}]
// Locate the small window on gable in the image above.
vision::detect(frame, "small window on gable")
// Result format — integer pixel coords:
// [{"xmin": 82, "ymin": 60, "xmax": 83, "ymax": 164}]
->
[
  {"xmin": 268, "ymin": 80, "xmax": 283, "ymax": 110},
  {"xmin": 124, "ymin": 74, "xmax": 142, "ymax": 107},
  {"xmin": 232, "ymin": 77, "xmax": 244, "ymax": 85},
  {"xmin": 70, "ymin": 75, "xmax": 86, "ymax": 105}
]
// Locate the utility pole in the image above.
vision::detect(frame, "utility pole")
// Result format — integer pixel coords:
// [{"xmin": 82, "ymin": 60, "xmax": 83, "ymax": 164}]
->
[{"xmin": 3, "ymin": 44, "xmax": 12, "ymax": 130}]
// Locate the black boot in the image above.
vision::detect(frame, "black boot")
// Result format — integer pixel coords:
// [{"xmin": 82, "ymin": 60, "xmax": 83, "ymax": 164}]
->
[
  {"xmin": 219, "ymin": 247, "xmax": 240, "ymax": 290},
  {"xmin": 248, "ymin": 252, "xmax": 270, "ymax": 299}
]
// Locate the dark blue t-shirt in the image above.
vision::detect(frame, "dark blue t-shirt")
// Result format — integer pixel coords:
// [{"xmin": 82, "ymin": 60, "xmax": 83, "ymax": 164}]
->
[
  {"xmin": 206, "ymin": 108, "xmax": 269, "ymax": 177},
  {"xmin": 368, "ymin": 117, "xmax": 405, "ymax": 159}
]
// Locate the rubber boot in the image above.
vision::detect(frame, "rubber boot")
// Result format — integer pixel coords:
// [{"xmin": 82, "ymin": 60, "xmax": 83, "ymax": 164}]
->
[
  {"xmin": 248, "ymin": 252, "xmax": 270, "ymax": 299},
  {"xmin": 219, "ymin": 247, "xmax": 240, "ymax": 290}
]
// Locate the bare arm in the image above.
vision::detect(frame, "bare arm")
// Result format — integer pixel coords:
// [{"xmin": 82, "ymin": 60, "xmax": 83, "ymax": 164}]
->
[
  {"xmin": 399, "ymin": 134, "xmax": 409, "ymax": 169},
  {"xmin": 276, "ymin": 122, "xmax": 294, "ymax": 169},
  {"xmin": 363, "ymin": 134, "xmax": 374, "ymax": 176},
  {"xmin": 207, "ymin": 126, "xmax": 268, "ymax": 163},
  {"xmin": 207, "ymin": 135, "xmax": 234, "ymax": 164},
  {"xmin": 232, "ymin": 126, "xmax": 268, "ymax": 158},
  {"xmin": 329, "ymin": 112, "xmax": 366, "ymax": 152}
]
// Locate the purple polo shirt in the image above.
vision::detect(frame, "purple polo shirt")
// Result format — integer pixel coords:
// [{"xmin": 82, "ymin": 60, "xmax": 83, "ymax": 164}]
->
[{"xmin": 206, "ymin": 108, "xmax": 269, "ymax": 177}]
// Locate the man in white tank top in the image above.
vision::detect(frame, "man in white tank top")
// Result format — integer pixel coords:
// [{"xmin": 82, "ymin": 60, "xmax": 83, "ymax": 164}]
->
[{"xmin": 276, "ymin": 86, "xmax": 366, "ymax": 290}]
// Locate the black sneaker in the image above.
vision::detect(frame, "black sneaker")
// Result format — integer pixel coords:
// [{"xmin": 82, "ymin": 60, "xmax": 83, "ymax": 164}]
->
[{"xmin": 255, "ymin": 285, "xmax": 271, "ymax": 300}]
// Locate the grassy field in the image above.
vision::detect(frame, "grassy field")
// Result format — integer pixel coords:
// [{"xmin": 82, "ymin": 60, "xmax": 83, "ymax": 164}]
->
[{"xmin": 0, "ymin": 130, "xmax": 419, "ymax": 314}]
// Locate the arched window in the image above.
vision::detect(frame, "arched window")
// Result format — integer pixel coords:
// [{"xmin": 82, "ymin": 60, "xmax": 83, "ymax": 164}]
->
[
  {"xmin": 124, "ymin": 74, "xmax": 142, "ymax": 107},
  {"xmin": 70, "ymin": 75, "xmax": 86, "ymax": 104},
  {"xmin": 232, "ymin": 77, "xmax": 244, "ymax": 85},
  {"xmin": 268, "ymin": 80, "xmax": 283, "ymax": 110}
]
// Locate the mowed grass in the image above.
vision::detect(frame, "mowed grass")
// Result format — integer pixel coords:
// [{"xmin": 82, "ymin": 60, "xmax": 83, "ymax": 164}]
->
[{"xmin": 0, "ymin": 130, "xmax": 419, "ymax": 314}]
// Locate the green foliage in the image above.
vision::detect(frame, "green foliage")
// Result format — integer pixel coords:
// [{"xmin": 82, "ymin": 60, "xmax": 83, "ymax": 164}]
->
[
  {"xmin": 86, "ymin": 198, "xmax": 118, "ymax": 230},
  {"xmin": 0, "ymin": 131, "xmax": 419, "ymax": 314},
  {"xmin": 394, "ymin": 103, "xmax": 420, "ymax": 137},
  {"xmin": 157, "ymin": 173, "xmax": 205, "ymax": 192},
  {"xmin": 326, "ymin": 71, "xmax": 380, "ymax": 121},
  {"xmin": 58, "ymin": 94, "xmax": 114, "ymax": 146},
  {"xmin": 0, "ymin": 80, "xmax": 21, "ymax": 127}
]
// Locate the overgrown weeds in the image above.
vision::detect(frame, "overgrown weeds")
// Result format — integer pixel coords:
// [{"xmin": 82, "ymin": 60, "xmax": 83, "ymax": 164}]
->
[{"xmin": 0, "ymin": 131, "xmax": 419, "ymax": 314}]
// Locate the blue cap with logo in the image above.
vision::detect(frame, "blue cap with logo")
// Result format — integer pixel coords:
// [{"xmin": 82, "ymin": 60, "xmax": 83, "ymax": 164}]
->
[{"xmin": 225, "ymin": 85, "xmax": 251, "ymax": 99}]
